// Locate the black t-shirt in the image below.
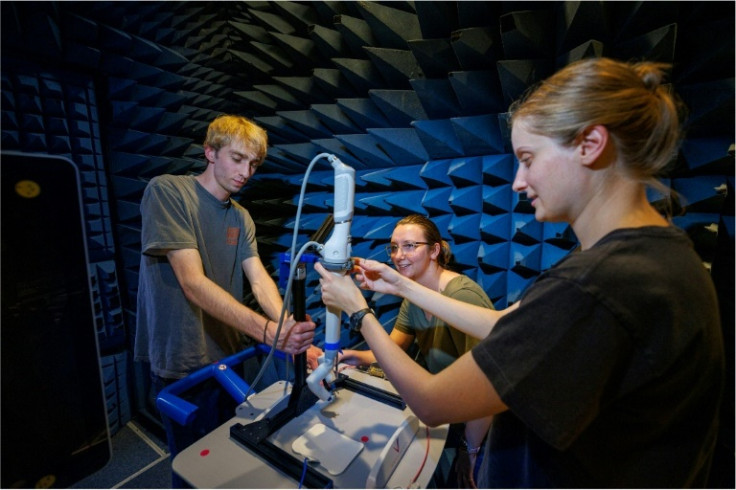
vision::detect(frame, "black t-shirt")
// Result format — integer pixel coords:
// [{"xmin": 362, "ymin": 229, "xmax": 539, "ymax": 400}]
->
[{"xmin": 472, "ymin": 226, "xmax": 724, "ymax": 488}]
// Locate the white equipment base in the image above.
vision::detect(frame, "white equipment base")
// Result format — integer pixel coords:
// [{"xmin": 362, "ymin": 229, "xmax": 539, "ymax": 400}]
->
[{"xmin": 172, "ymin": 368, "xmax": 447, "ymax": 488}]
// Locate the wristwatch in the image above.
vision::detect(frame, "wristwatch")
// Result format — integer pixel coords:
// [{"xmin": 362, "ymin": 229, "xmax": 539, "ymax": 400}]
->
[{"xmin": 349, "ymin": 307, "xmax": 375, "ymax": 332}]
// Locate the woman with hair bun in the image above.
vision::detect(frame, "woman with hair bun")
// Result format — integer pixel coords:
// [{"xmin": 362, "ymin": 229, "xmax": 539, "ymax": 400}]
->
[{"xmin": 315, "ymin": 58, "xmax": 724, "ymax": 487}]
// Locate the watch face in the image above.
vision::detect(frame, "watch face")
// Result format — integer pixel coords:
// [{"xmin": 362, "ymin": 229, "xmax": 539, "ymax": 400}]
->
[
  {"xmin": 350, "ymin": 308, "xmax": 371, "ymax": 332},
  {"xmin": 350, "ymin": 312, "xmax": 361, "ymax": 331}
]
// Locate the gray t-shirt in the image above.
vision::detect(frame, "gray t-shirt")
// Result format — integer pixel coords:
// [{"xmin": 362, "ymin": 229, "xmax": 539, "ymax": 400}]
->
[{"xmin": 134, "ymin": 175, "xmax": 259, "ymax": 379}]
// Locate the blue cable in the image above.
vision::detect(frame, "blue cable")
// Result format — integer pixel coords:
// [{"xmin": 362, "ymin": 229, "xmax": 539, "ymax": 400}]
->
[{"xmin": 298, "ymin": 457, "xmax": 308, "ymax": 488}]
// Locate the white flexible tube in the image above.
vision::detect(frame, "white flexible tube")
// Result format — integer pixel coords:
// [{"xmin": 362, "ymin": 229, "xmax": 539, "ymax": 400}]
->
[{"xmin": 306, "ymin": 302, "xmax": 341, "ymax": 401}]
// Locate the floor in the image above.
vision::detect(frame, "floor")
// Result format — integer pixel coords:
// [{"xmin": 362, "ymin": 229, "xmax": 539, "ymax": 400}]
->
[{"xmin": 70, "ymin": 419, "xmax": 173, "ymax": 489}]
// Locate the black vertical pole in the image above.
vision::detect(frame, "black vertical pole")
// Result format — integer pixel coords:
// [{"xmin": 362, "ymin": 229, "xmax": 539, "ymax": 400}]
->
[{"xmin": 292, "ymin": 262, "xmax": 307, "ymax": 387}]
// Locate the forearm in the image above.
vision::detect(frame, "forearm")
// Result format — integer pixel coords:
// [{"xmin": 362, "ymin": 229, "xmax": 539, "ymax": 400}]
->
[
  {"xmin": 358, "ymin": 314, "xmax": 504, "ymax": 426},
  {"xmin": 315, "ymin": 260, "xmax": 506, "ymax": 424},
  {"xmin": 399, "ymin": 279, "xmax": 518, "ymax": 338},
  {"xmin": 464, "ymin": 415, "xmax": 493, "ymax": 449},
  {"xmin": 250, "ymin": 275, "xmax": 284, "ymax": 322},
  {"xmin": 180, "ymin": 274, "xmax": 269, "ymax": 341},
  {"xmin": 340, "ymin": 348, "xmax": 377, "ymax": 366}
]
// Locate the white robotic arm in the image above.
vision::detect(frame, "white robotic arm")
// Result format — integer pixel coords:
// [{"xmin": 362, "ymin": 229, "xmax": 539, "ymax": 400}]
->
[{"xmin": 307, "ymin": 155, "xmax": 356, "ymax": 401}]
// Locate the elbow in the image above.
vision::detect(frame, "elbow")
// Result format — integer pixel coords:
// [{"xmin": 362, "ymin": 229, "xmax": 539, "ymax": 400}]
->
[
  {"xmin": 412, "ymin": 405, "xmax": 446, "ymax": 428},
  {"xmin": 178, "ymin": 282, "xmax": 199, "ymax": 305}
]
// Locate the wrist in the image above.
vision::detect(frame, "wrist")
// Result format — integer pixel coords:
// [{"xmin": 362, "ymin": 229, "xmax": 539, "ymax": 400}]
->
[
  {"xmin": 349, "ymin": 307, "xmax": 375, "ymax": 332},
  {"xmin": 461, "ymin": 436, "xmax": 482, "ymax": 455},
  {"xmin": 396, "ymin": 274, "xmax": 413, "ymax": 298},
  {"xmin": 262, "ymin": 318, "xmax": 270, "ymax": 344},
  {"xmin": 346, "ymin": 301, "xmax": 369, "ymax": 317}
]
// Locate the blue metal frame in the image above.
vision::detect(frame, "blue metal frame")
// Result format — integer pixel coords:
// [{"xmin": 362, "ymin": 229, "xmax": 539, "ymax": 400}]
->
[{"xmin": 155, "ymin": 343, "xmax": 287, "ymax": 426}]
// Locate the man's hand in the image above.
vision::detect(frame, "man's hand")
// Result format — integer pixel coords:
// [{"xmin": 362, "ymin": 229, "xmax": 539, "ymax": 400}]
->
[{"xmin": 266, "ymin": 314, "xmax": 315, "ymax": 355}]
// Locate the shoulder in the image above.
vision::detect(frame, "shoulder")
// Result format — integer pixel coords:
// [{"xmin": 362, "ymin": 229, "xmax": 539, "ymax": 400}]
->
[
  {"xmin": 445, "ymin": 274, "xmax": 494, "ymax": 308},
  {"xmin": 229, "ymin": 198, "xmax": 249, "ymax": 214},
  {"xmin": 146, "ymin": 174, "xmax": 195, "ymax": 194},
  {"xmin": 551, "ymin": 226, "xmax": 699, "ymax": 285}
]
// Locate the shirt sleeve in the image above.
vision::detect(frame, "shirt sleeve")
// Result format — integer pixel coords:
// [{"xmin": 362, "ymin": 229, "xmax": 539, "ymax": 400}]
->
[
  {"xmin": 444, "ymin": 278, "xmax": 494, "ymax": 350},
  {"xmin": 393, "ymin": 299, "xmax": 414, "ymax": 335},
  {"xmin": 237, "ymin": 205, "xmax": 259, "ymax": 260},
  {"xmin": 471, "ymin": 276, "xmax": 631, "ymax": 450},
  {"xmin": 140, "ymin": 177, "xmax": 196, "ymax": 255}
]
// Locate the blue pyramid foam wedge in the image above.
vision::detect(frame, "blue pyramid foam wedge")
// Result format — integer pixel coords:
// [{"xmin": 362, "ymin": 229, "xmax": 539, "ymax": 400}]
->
[
  {"xmin": 277, "ymin": 110, "xmax": 334, "ymax": 138},
  {"xmin": 451, "ymin": 114, "xmax": 506, "ymax": 155},
  {"xmin": 410, "ymin": 78, "xmax": 462, "ymax": 118},
  {"xmin": 311, "ymin": 139, "xmax": 367, "ymax": 171},
  {"xmin": 483, "ymin": 184, "xmax": 513, "ymax": 215},
  {"xmin": 335, "ymin": 133, "xmax": 396, "ymax": 167},
  {"xmin": 369, "ymin": 89, "xmax": 428, "ymax": 127},
  {"xmin": 481, "ymin": 213, "xmax": 512, "ymax": 243},
  {"xmin": 385, "ymin": 189, "xmax": 428, "ymax": 215},
  {"xmin": 449, "ymin": 185, "xmax": 483, "ymax": 215},
  {"xmin": 412, "ymin": 119, "xmax": 464, "ymax": 159},
  {"xmin": 351, "ymin": 216, "xmax": 396, "ymax": 240},
  {"xmin": 360, "ymin": 168, "xmax": 394, "ymax": 188},
  {"xmin": 451, "ymin": 240, "xmax": 480, "ymax": 270},
  {"xmin": 507, "ymin": 271, "xmax": 536, "ymax": 304},
  {"xmin": 361, "ymin": 217, "xmax": 398, "ymax": 241},
  {"xmin": 512, "ymin": 213, "xmax": 543, "ymax": 244},
  {"xmin": 356, "ymin": 192, "xmax": 394, "ymax": 213},
  {"xmin": 449, "ymin": 71, "xmax": 505, "ymax": 114},
  {"xmin": 422, "ymin": 187, "xmax": 454, "ymax": 214},
  {"xmin": 383, "ymin": 164, "xmax": 427, "ymax": 190},
  {"xmin": 448, "ymin": 213, "xmax": 481, "ymax": 242},
  {"xmin": 478, "ymin": 242, "xmax": 510, "ymax": 272},
  {"xmin": 542, "ymin": 222, "xmax": 578, "ymax": 249},
  {"xmin": 367, "ymin": 127, "xmax": 429, "ymax": 166},
  {"xmin": 337, "ymin": 98, "xmax": 391, "ymax": 128},
  {"xmin": 482, "ymin": 154, "xmax": 515, "ymax": 185},
  {"xmin": 310, "ymin": 104, "xmax": 362, "ymax": 134},
  {"xmin": 357, "ymin": 1, "xmax": 422, "ymax": 49},
  {"xmin": 448, "ymin": 156, "xmax": 482, "ymax": 187},
  {"xmin": 541, "ymin": 242, "xmax": 575, "ymax": 270},
  {"xmin": 364, "ymin": 46, "xmax": 420, "ymax": 88},
  {"xmin": 510, "ymin": 242, "xmax": 542, "ymax": 275},
  {"xmin": 420, "ymin": 159, "xmax": 454, "ymax": 187},
  {"xmin": 408, "ymin": 38, "xmax": 461, "ymax": 79},
  {"xmin": 333, "ymin": 58, "xmax": 384, "ymax": 93},
  {"xmin": 672, "ymin": 175, "xmax": 728, "ymax": 212},
  {"xmin": 476, "ymin": 270, "xmax": 507, "ymax": 305}
]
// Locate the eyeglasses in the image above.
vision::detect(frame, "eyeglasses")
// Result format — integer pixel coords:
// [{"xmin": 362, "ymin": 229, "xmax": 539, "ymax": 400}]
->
[{"xmin": 385, "ymin": 241, "xmax": 430, "ymax": 257}]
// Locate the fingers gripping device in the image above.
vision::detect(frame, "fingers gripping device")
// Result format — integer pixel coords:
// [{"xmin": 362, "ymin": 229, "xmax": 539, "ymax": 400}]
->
[{"xmin": 307, "ymin": 155, "xmax": 355, "ymax": 401}]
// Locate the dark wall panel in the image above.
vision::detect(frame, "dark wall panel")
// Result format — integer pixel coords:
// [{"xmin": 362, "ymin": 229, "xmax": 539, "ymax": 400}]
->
[{"xmin": 1, "ymin": 4, "xmax": 733, "ymax": 483}]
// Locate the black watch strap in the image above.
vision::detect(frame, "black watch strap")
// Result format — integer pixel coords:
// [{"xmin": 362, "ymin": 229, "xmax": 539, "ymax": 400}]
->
[{"xmin": 349, "ymin": 308, "xmax": 375, "ymax": 332}]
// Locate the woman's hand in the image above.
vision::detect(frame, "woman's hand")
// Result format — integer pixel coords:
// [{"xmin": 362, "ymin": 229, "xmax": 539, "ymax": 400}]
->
[
  {"xmin": 306, "ymin": 344, "xmax": 322, "ymax": 370},
  {"xmin": 314, "ymin": 262, "xmax": 369, "ymax": 314},
  {"xmin": 352, "ymin": 258, "xmax": 406, "ymax": 296},
  {"xmin": 454, "ymin": 449, "xmax": 478, "ymax": 489},
  {"xmin": 337, "ymin": 349, "xmax": 371, "ymax": 367}
]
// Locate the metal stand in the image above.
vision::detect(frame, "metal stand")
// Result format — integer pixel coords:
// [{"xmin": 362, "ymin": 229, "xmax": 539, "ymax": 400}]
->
[{"xmin": 230, "ymin": 261, "xmax": 330, "ymax": 487}]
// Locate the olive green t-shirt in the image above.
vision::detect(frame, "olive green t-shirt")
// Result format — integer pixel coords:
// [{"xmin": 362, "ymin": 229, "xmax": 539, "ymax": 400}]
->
[{"xmin": 394, "ymin": 275, "xmax": 494, "ymax": 373}]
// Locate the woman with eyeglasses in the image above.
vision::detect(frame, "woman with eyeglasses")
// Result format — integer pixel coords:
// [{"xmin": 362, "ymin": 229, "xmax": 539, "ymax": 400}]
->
[
  {"xmin": 315, "ymin": 58, "xmax": 724, "ymax": 487},
  {"xmin": 310, "ymin": 214, "xmax": 495, "ymax": 487}
]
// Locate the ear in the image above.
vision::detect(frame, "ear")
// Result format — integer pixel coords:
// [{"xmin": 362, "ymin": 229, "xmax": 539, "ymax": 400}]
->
[
  {"xmin": 577, "ymin": 125, "xmax": 609, "ymax": 167},
  {"xmin": 204, "ymin": 145, "xmax": 216, "ymax": 164},
  {"xmin": 429, "ymin": 242, "xmax": 441, "ymax": 261}
]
